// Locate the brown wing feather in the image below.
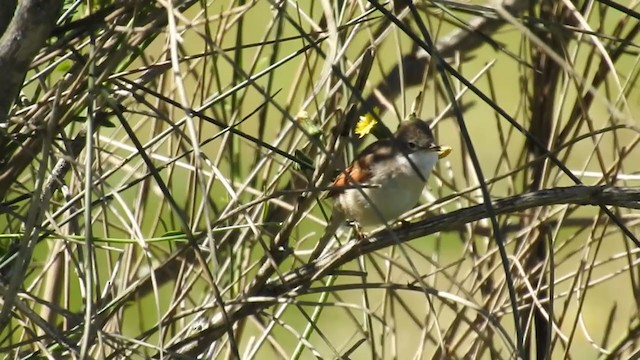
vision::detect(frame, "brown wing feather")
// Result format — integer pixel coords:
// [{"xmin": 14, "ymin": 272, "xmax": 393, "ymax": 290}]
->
[
  {"xmin": 327, "ymin": 139, "xmax": 397, "ymax": 197},
  {"xmin": 327, "ymin": 157, "xmax": 373, "ymax": 198}
]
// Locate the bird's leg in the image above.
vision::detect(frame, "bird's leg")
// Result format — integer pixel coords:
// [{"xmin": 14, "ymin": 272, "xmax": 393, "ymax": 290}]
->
[{"xmin": 346, "ymin": 220, "xmax": 366, "ymax": 241}]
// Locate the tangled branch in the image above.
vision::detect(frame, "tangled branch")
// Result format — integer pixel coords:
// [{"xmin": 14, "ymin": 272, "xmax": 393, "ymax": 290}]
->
[{"xmin": 165, "ymin": 185, "xmax": 640, "ymax": 357}]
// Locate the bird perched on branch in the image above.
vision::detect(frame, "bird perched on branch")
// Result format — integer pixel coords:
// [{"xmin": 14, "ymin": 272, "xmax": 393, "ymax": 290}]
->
[{"xmin": 310, "ymin": 118, "xmax": 450, "ymax": 260}]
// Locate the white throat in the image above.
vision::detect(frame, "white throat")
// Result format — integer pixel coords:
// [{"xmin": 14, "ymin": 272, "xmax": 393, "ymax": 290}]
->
[{"xmin": 400, "ymin": 150, "xmax": 439, "ymax": 180}]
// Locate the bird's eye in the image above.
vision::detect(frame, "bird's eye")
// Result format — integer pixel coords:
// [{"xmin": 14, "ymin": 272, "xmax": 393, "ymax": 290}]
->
[{"xmin": 407, "ymin": 141, "xmax": 418, "ymax": 150}]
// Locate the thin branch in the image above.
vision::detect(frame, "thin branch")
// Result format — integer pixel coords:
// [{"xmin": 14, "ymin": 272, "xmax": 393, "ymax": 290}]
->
[
  {"xmin": 162, "ymin": 185, "xmax": 640, "ymax": 357},
  {"xmin": 361, "ymin": 0, "xmax": 529, "ymax": 114}
]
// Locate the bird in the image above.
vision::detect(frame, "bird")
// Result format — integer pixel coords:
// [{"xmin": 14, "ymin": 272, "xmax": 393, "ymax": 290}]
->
[{"xmin": 310, "ymin": 118, "xmax": 450, "ymax": 261}]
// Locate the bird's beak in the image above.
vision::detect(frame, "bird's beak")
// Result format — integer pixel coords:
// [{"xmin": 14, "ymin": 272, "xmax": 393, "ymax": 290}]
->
[{"xmin": 433, "ymin": 144, "xmax": 452, "ymax": 159}]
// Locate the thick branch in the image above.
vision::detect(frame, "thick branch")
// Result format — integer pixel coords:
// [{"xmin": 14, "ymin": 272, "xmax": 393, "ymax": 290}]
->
[
  {"xmin": 0, "ymin": 0, "xmax": 63, "ymax": 123},
  {"xmin": 164, "ymin": 185, "xmax": 640, "ymax": 357},
  {"xmin": 0, "ymin": 0, "xmax": 17, "ymax": 36},
  {"xmin": 271, "ymin": 185, "xmax": 640, "ymax": 289}
]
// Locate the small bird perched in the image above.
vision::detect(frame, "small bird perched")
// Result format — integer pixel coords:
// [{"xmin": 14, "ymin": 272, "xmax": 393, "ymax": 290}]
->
[{"xmin": 310, "ymin": 118, "xmax": 450, "ymax": 260}]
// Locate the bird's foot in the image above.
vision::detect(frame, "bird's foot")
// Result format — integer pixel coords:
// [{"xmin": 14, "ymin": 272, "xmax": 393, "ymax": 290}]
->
[{"xmin": 345, "ymin": 220, "xmax": 367, "ymax": 241}]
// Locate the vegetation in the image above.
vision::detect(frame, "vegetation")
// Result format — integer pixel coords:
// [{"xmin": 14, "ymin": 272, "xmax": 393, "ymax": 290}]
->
[{"xmin": 0, "ymin": 0, "xmax": 639, "ymax": 358}]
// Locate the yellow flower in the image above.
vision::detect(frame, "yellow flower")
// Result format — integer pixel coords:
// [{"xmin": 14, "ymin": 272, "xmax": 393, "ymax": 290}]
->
[{"xmin": 355, "ymin": 111, "xmax": 378, "ymax": 138}]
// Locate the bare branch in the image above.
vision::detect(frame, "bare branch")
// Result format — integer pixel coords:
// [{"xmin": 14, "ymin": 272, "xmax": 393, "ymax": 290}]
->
[
  {"xmin": 362, "ymin": 0, "xmax": 529, "ymax": 115},
  {"xmin": 0, "ymin": 0, "xmax": 17, "ymax": 35},
  {"xmin": 164, "ymin": 185, "xmax": 640, "ymax": 357},
  {"xmin": 0, "ymin": 0, "xmax": 63, "ymax": 123}
]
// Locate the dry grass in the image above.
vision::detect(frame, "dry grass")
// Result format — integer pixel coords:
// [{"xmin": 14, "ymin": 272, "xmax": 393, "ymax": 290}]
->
[{"xmin": 0, "ymin": 0, "xmax": 639, "ymax": 359}]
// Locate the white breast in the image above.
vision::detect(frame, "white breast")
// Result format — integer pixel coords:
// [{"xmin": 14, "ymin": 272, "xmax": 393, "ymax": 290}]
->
[{"xmin": 336, "ymin": 150, "xmax": 438, "ymax": 227}]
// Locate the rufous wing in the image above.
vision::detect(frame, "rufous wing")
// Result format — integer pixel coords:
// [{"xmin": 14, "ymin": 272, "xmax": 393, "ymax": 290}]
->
[{"xmin": 327, "ymin": 158, "xmax": 372, "ymax": 198}]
